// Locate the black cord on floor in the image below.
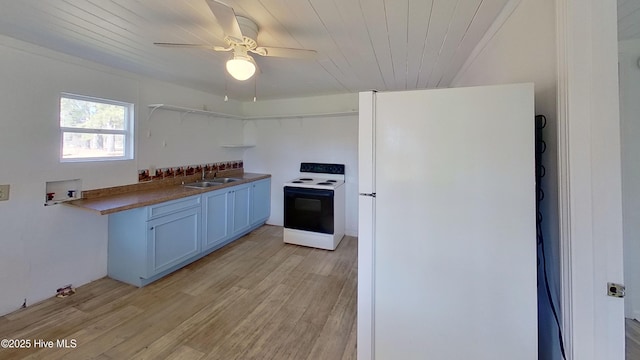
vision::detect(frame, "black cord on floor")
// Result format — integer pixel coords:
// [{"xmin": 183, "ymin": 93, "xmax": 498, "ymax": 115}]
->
[
  {"xmin": 535, "ymin": 115, "xmax": 566, "ymax": 360},
  {"xmin": 538, "ymin": 216, "xmax": 566, "ymax": 359}
]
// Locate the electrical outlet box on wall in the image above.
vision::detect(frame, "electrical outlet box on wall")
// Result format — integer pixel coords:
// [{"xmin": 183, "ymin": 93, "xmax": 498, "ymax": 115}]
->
[{"xmin": 0, "ymin": 184, "xmax": 9, "ymax": 201}]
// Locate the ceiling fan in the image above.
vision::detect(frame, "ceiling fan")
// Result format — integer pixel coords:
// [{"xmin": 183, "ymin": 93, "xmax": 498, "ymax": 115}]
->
[{"xmin": 154, "ymin": 0, "xmax": 317, "ymax": 81}]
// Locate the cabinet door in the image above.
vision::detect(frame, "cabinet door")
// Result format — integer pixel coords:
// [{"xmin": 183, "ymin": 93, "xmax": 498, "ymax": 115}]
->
[
  {"xmin": 251, "ymin": 179, "xmax": 271, "ymax": 226},
  {"xmin": 146, "ymin": 207, "xmax": 201, "ymax": 277},
  {"xmin": 231, "ymin": 184, "xmax": 251, "ymax": 235},
  {"xmin": 203, "ymin": 189, "xmax": 231, "ymax": 251}
]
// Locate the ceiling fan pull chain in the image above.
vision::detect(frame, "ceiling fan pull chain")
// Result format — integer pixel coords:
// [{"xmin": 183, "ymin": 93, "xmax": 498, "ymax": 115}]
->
[
  {"xmin": 253, "ymin": 76, "xmax": 257, "ymax": 102},
  {"xmin": 224, "ymin": 76, "xmax": 229, "ymax": 102}
]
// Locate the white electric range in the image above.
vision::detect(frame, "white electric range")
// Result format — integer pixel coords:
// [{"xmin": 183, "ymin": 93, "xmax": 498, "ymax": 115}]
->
[{"xmin": 283, "ymin": 163, "xmax": 345, "ymax": 250}]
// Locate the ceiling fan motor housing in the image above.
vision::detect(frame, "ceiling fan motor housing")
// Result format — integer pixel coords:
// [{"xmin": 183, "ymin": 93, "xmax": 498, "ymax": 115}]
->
[{"xmin": 155, "ymin": 0, "xmax": 316, "ymax": 80}]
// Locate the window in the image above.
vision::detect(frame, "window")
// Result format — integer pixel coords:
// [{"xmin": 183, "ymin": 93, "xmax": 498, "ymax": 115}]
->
[{"xmin": 60, "ymin": 93, "xmax": 134, "ymax": 161}]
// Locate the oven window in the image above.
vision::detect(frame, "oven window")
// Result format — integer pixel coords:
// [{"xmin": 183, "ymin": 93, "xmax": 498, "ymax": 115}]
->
[
  {"xmin": 295, "ymin": 198, "xmax": 322, "ymax": 212},
  {"xmin": 284, "ymin": 187, "xmax": 334, "ymax": 234}
]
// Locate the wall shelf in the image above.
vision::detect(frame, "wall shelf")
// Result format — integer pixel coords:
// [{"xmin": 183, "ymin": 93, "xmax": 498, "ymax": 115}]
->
[
  {"xmin": 242, "ymin": 111, "xmax": 358, "ymax": 120},
  {"xmin": 147, "ymin": 104, "xmax": 357, "ymax": 121},
  {"xmin": 147, "ymin": 104, "xmax": 243, "ymax": 121},
  {"xmin": 220, "ymin": 144, "xmax": 255, "ymax": 149}
]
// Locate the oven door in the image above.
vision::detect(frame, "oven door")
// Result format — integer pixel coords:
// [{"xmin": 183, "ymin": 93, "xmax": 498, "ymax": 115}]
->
[{"xmin": 284, "ymin": 186, "xmax": 334, "ymax": 234}]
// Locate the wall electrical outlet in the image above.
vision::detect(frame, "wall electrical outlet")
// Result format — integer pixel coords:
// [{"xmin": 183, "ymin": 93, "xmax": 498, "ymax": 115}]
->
[{"xmin": 0, "ymin": 184, "xmax": 9, "ymax": 201}]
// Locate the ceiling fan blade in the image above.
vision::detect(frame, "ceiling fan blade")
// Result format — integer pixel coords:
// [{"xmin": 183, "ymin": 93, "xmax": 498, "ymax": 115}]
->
[
  {"xmin": 253, "ymin": 46, "xmax": 317, "ymax": 59},
  {"xmin": 154, "ymin": 42, "xmax": 230, "ymax": 52},
  {"xmin": 206, "ymin": 0, "xmax": 243, "ymax": 43}
]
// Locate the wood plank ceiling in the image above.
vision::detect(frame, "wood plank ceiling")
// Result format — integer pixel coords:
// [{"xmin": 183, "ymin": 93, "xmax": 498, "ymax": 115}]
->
[{"xmin": 1, "ymin": 0, "xmax": 511, "ymax": 101}]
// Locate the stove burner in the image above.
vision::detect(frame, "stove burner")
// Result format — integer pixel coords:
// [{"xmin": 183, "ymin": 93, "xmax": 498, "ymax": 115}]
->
[
  {"xmin": 299, "ymin": 178, "xmax": 313, "ymax": 181},
  {"xmin": 292, "ymin": 181, "xmax": 303, "ymax": 183},
  {"xmin": 316, "ymin": 182, "xmax": 333, "ymax": 185}
]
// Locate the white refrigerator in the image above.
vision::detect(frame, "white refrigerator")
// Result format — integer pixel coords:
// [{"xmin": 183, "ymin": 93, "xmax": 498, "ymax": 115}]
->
[{"xmin": 358, "ymin": 83, "xmax": 538, "ymax": 360}]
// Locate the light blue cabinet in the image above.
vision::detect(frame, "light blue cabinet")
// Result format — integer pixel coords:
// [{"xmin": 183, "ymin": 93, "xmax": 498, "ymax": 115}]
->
[
  {"xmin": 231, "ymin": 183, "xmax": 251, "ymax": 236},
  {"xmin": 108, "ymin": 195, "xmax": 201, "ymax": 287},
  {"xmin": 202, "ymin": 188, "xmax": 231, "ymax": 251},
  {"xmin": 202, "ymin": 179, "xmax": 270, "ymax": 253},
  {"xmin": 250, "ymin": 178, "xmax": 271, "ymax": 226},
  {"xmin": 108, "ymin": 178, "xmax": 271, "ymax": 287},
  {"xmin": 147, "ymin": 206, "xmax": 201, "ymax": 276}
]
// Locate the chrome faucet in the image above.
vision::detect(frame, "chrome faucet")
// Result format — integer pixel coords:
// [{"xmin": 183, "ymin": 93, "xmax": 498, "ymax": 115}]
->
[{"xmin": 202, "ymin": 168, "xmax": 216, "ymax": 180}]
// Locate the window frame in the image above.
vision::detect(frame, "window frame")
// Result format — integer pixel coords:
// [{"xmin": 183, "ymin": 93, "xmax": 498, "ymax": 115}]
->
[{"xmin": 59, "ymin": 93, "xmax": 134, "ymax": 162}]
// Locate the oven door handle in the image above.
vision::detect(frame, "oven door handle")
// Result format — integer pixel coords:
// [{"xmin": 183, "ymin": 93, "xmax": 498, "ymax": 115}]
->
[{"xmin": 284, "ymin": 187, "xmax": 334, "ymax": 197}]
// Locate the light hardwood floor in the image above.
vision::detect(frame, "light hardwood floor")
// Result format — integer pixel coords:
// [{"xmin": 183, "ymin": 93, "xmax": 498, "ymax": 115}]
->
[
  {"xmin": 0, "ymin": 225, "xmax": 357, "ymax": 360},
  {"xmin": 628, "ymin": 318, "xmax": 640, "ymax": 359}
]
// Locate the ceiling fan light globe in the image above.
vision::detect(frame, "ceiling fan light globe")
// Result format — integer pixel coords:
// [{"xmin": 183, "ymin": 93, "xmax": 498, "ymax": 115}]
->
[{"xmin": 226, "ymin": 57, "xmax": 256, "ymax": 81}]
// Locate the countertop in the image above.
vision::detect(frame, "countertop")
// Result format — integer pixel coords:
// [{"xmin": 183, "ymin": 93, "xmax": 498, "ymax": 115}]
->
[{"xmin": 66, "ymin": 172, "xmax": 271, "ymax": 215}]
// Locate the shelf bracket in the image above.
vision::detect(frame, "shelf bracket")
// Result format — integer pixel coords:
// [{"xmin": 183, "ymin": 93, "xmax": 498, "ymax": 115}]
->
[{"xmin": 146, "ymin": 105, "xmax": 161, "ymax": 122}]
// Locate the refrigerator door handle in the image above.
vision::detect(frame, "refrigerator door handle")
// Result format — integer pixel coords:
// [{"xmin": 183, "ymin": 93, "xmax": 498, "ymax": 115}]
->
[{"xmin": 359, "ymin": 193, "xmax": 376, "ymax": 197}]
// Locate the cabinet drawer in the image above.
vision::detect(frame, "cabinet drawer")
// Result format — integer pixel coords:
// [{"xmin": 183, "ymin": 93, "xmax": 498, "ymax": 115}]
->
[{"xmin": 148, "ymin": 195, "xmax": 201, "ymax": 219}]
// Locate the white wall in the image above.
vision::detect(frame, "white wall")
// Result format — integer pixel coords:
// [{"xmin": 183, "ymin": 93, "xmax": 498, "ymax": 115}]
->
[
  {"xmin": 620, "ymin": 39, "xmax": 640, "ymax": 320},
  {"xmin": 241, "ymin": 94, "xmax": 359, "ymax": 236},
  {"xmin": 452, "ymin": 0, "xmax": 560, "ymax": 358},
  {"xmin": 0, "ymin": 35, "xmax": 245, "ymax": 316},
  {"xmin": 138, "ymin": 80, "xmax": 244, "ymax": 171}
]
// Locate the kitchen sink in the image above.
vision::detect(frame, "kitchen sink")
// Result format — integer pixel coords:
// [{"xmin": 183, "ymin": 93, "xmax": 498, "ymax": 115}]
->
[
  {"xmin": 183, "ymin": 181, "xmax": 220, "ymax": 189},
  {"xmin": 183, "ymin": 178, "xmax": 240, "ymax": 189},
  {"xmin": 211, "ymin": 177, "xmax": 240, "ymax": 183}
]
